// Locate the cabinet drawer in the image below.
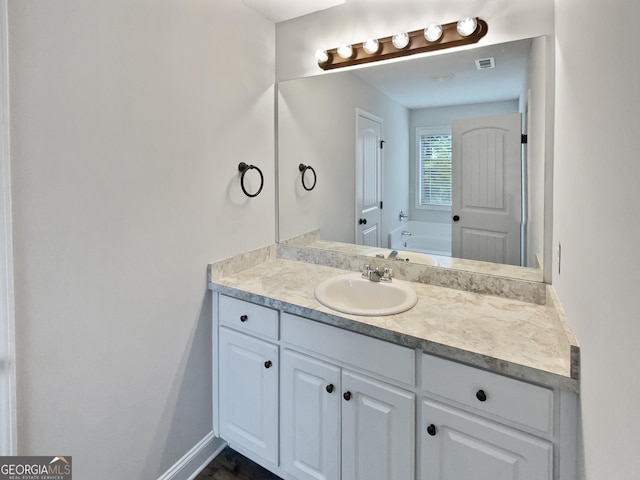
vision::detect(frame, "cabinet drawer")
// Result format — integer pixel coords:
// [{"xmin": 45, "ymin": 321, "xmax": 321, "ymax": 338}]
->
[
  {"xmin": 421, "ymin": 354, "xmax": 553, "ymax": 434},
  {"xmin": 219, "ymin": 295, "xmax": 278, "ymax": 340},
  {"xmin": 281, "ymin": 313, "xmax": 415, "ymax": 386}
]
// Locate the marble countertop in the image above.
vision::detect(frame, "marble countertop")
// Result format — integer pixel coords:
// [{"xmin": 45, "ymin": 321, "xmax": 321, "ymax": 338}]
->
[{"xmin": 208, "ymin": 252, "xmax": 579, "ymax": 392}]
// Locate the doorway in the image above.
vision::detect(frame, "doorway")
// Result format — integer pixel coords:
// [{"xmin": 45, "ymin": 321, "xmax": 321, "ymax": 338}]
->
[
  {"xmin": 355, "ymin": 109, "xmax": 383, "ymax": 247},
  {"xmin": 451, "ymin": 113, "xmax": 523, "ymax": 266}
]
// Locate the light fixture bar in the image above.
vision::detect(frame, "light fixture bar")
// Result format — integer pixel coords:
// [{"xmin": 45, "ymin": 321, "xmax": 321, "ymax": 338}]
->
[{"xmin": 317, "ymin": 18, "xmax": 487, "ymax": 70}]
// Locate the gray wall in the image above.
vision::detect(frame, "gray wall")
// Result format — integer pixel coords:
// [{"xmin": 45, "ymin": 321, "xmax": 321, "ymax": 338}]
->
[
  {"xmin": 9, "ymin": 1, "xmax": 275, "ymax": 478},
  {"xmin": 278, "ymin": 72, "xmax": 408, "ymax": 244},
  {"xmin": 553, "ymin": 0, "xmax": 640, "ymax": 478}
]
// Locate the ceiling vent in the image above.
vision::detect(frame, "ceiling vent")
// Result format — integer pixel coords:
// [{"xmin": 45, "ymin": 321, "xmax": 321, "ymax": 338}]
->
[{"xmin": 475, "ymin": 57, "xmax": 495, "ymax": 70}]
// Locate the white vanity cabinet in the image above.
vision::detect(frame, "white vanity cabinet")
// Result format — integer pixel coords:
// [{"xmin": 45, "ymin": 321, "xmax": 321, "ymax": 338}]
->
[
  {"xmin": 213, "ymin": 292, "xmax": 576, "ymax": 480},
  {"xmin": 280, "ymin": 349, "xmax": 415, "ymax": 480},
  {"xmin": 421, "ymin": 399, "xmax": 552, "ymax": 480},
  {"xmin": 420, "ymin": 354, "xmax": 555, "ymax": 480},
  {"xmin": 217, "ymin": 296, "xmax": 279, "ymax": 466},
  {"xmin": 280, "ymin": 349, "xmax": 341, "ymax": 480},
  {"xmin": 340, "ymin": 370, "xmax": 415, "ymax": 480}
]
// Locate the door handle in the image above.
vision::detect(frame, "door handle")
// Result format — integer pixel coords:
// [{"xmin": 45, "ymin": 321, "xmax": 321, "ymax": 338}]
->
[
  {"xmin": 452, "ymin": 215, "xmax": 460, "ymax": 222},
  {"xmin": 359, "ymin": 218, "xmax": 367, "ymax": 225}
]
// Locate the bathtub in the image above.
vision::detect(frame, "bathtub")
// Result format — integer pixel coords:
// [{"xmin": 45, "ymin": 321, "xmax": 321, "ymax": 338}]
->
[{"xmin": 389, "ymin": 221, "xmax": 452, "ymax": 257}]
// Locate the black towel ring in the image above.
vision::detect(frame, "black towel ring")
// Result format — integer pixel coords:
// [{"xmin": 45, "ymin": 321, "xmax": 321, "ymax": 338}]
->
[
  {"xmin": 298, "ymin": 163, "xmax": 317, "ymax": 191},
  {"xmin": 238, "ymin": 162, "xmax": 264, "ymax": 198}
]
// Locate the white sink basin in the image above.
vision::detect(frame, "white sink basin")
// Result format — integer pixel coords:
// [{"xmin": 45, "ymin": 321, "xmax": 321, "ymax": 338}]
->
[{"xmin": 314, "ymin": 273, "xmax": 418, "ymax": 316}]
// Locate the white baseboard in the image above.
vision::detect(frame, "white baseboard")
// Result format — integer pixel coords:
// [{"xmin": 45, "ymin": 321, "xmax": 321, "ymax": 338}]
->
[{"xmin": 157, "ymin": 431, "xmax": 226, "ymax": 480}]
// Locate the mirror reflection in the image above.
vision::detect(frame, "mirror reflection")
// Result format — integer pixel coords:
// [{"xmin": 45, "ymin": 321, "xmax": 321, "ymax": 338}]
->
[{"xmin": 277, "ymin": 37, "xmax": 548, "ymax": 281}]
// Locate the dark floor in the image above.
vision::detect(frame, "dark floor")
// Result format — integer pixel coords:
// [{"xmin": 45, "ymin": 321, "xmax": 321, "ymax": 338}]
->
[{"xmin": 195, "ymin": 447, "xmax": 282, "ymax": 480}]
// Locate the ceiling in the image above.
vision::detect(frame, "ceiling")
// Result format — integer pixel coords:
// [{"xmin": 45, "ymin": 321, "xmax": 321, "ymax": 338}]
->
[
  {"xmin": 351, "ymin": 38, "xmax": 533, "ymax": 110},
  {"xmin": 242, "ymin": 0, "xmax": 346, "ymax": 23}
]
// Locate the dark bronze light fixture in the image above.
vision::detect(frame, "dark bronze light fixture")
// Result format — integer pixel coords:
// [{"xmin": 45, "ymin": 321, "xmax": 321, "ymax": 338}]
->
[{"xmin": 315, "ymin": 17, "xmax": 488, "ymax": 70}]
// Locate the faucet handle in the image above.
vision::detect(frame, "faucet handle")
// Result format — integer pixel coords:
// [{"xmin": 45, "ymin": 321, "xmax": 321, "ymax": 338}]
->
[
  {"xmin": 362, "ymin": 264, "xmax": 372, "ymax": 279},
  {"xmin": 381, "ymin": 267, "xmax": 393, "ymax": 282}
]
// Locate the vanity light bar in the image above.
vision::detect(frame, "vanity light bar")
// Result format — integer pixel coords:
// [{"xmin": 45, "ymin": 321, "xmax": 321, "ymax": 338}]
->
[{"xmin": 316, "ymin": 18, "xmax": 488, "ymax": 70}]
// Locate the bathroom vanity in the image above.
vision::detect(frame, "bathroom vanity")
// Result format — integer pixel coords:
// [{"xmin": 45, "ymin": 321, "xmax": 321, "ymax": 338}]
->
[{"xmin": 208, "ymin": 246, "xmax": 579, "ymax": 480}]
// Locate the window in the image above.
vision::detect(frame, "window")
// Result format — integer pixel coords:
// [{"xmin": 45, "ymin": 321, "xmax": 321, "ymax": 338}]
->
[{"xmin": 417, "ymin": 127, "xmax": 452, "ymax": 208}]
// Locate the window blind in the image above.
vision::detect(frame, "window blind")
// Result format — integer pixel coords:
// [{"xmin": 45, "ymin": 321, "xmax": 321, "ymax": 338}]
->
[{"xmin": 419, "ymin": 133, "xmax": 452, "ymax": 206}]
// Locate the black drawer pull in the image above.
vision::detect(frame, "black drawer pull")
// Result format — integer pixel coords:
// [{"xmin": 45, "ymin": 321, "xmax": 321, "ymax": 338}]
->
[
  {"xmin": 427, "ymin": 424, "xmax": 437, "ymax": 436},
  {"xmin": 476, "ymin": 389, "xmax": 487, "ymax": 402},
  {"xmin": 326, "ymin": 384, "xmax": 334, "ymax": 394},
  {"xmin": 240, "ymin": 315, "xmax": 248, "ymax": 322},
  {"xmin": 264, "ymin": 360, "xmax": 272, "ymax": 369},
  {"xmin": 343, "ymin": 391, "xmax": 352, "ymax": 401}
]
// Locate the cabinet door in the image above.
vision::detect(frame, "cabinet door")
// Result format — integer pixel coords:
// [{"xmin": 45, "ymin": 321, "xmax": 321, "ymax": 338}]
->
[
  {"xmin": 342, "ymin": 371, "xmax": 415, "ymax": 480},
  {"xmin": 280, "ymin": 349, "xmax": 341, "ymax": 480},
  {"xmin": 218, "ymin": 327, "xmax": 278, "ymax": 464},
  {"xmin": 421, "ymin": 399, "xmax": 552, "ymax": 480}
]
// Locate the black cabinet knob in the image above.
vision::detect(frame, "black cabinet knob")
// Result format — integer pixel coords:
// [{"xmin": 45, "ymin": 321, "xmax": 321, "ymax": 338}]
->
[
  {"xmin": 359, "ymin": 218, "xmax": 367, "ymax": 225},
  {"xmin": 326, "ymin": 384, "xmax": 334, "ymax": 394},
  {"xmin": 264, "ymin": 360, "xmax": 272, "ymax": 369},
  {"xmin": 427, "ymin": 424, "xmax": 437, "ymax": 436},
  {"xmin": 343, "ymin": 391, "xmax": 352, "ymax": 401},
  {"xmin": 476, "ymin": 389, "xmax": 487, "ymax": 402},
  {"xmin": 452, "ymin": 215, "xmax": 460, "ymax": 222},
  {"xmin": 240, "ymin": 315, "xmax": 248, "ymax": 322}
]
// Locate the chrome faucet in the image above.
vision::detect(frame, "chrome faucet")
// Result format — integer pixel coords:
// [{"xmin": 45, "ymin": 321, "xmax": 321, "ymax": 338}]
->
[
  {"xmin": 399, "ymin": 210, "xmax": 409, "ymax": 221},
  {"xmin": 362, "ymin": 265, "xmax": 393, "ymax": 282},
  {"xmin": 401, "ymin": 231, "xmax": 412, "ymax": 236}
]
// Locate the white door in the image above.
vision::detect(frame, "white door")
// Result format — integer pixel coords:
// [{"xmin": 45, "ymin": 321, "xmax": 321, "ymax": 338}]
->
[
  {"xmin": 421, "ymin": 399, "xmax": 552, "ymax": 480},
  {"xmin": 280, "ymin": 350, "xmax": 341, "ymax": 480},
  {"xmin": 356, "ymin": 110, "xmax": 382, "ymax": 247},
  {"xmin": 218, "ymin": 327, "xmax": 278, "ymax": 464},
  {"xmin": 452, "ymin": 113, "xmax": 522, "ymax": 265},
  {"xmin": 342, "ymin": 370, "xmax": 414, "ymax": 480}
]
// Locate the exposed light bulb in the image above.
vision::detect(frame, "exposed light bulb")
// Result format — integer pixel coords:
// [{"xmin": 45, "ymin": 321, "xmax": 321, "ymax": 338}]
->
[
  {"xmin": 363, "ymin": 38, "xmax": 380, "ymax": 55},
  {"xmin": 337, "ymin": 44, "xmax": 354, "ymax": 59},
  {"xmin": 392, "ymin": 32, "xmax": 410, "ymax": 49},
  {"xmin": 457, "ymin": 17, "xmax": 478, "ymax": 37},
  {"xmin": 424, "ymin": 24, "xmax": 443, "ymax": 42},
  {"xmin": 314, "ymin": 49, "xmax": 329, "ymax": 64}
]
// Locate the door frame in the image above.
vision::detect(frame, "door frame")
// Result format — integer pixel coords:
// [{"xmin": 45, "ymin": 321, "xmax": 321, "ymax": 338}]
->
[{"xmin": 0, "ymin": 0, "xmax": 17, "ymax": 455}]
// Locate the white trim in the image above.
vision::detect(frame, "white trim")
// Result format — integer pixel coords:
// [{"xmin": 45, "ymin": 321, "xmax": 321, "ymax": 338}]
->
[
  {"xmin": 156, "ymin": 431, "xmax": 226, "ymax": 480},
  {"xmin": 355, "ymin": 107, "xmax": 383, "ymax": 125},
  {"xmin": 274, "ymin": 83, "xmax": 280, "ymax": 243},
  {"xmin": 211, "ymin": 291, "xmax": 220, "ymax": 437},
  {"xmin": 0, "ymin": 0, "xmax": 17, "ymax": 456}
]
